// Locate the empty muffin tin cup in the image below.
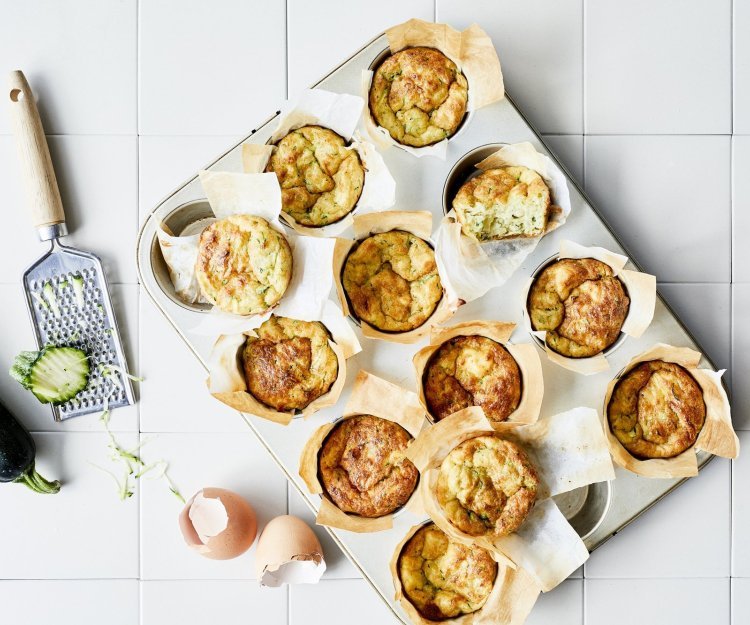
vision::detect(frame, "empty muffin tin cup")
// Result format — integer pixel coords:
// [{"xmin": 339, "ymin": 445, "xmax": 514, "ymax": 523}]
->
[
  {"xmin": 553, "ymin": 480, "xmax": 612, "ymax": 541},
  {"xmin": 524, "ymin": 253, "xmax": 629, "ymax": 360},
  {"xmin": 442, "ymin": 143, "xmax": 508, "ymax": 216},
  {"xmin": 149, "ymin": 199, "xmax": 214, "ymax": 313},
  {"xmin": 366, "ymin": 47, "xmax": 474, "ymax": 148}
]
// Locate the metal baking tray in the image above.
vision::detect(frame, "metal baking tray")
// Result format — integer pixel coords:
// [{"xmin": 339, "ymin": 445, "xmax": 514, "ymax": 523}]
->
[{"xmin": 136, "ymin": 32, "xmax": 716, "ymax": 623}]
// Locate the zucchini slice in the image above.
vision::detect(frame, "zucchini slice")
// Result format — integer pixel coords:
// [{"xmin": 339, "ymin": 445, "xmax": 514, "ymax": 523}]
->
[{"xmin": 10, "ymin": 346, "xmax": 90, "ymax": 405}]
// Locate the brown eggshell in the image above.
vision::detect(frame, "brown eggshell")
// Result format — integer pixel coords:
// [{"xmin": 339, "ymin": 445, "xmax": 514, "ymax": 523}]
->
[
  {"xmin": 178, "ymin": 487, "xmax": 257, "ymax": 560},
  {"xmin": 255, "ymin": 515, "xmax": 326, "ymax": 586}
]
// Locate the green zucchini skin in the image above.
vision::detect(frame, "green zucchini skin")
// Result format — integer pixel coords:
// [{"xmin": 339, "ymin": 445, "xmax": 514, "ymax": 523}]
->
[{"xmin": 0, "ymin": 399, "xmax": 60, "ymax": 494}]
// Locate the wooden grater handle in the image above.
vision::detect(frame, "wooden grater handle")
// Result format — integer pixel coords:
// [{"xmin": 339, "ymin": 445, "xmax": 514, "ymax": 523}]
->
[{"xmin": 8, "ymin": 71, "xmax": 66, "ymax": 238}]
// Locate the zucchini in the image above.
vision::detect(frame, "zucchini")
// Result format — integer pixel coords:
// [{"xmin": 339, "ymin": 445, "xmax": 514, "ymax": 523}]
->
[
  {"xmin": 0, "ymin": 399, "xmax": 60, "ymax": 494},
  {"xmin": 10, "ymin": 346, "xmax": 90, "ymax": 405}
]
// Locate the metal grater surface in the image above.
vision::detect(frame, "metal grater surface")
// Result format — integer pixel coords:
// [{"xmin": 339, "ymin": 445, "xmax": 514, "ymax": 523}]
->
[{"xmin": 22, "ymin": 240, "xmax": 134, "ymax": 421}]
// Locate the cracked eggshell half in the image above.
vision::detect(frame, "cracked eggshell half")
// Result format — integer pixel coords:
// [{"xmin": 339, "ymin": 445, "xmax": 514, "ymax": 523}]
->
[
  {"xmin": 255, "ymin": 515, "xmax": 326, "ymax": 587},
  {"xmin": 178, "ymin": 488, "xmax": 257, "ymax": 560}
]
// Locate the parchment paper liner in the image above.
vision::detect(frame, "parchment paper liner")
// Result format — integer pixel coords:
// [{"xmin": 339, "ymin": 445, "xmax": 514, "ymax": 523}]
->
[
  {"xmin": 412, "ymin": 321, "xmax": 543, "ymax": 427},
  {"xmin": 298, "ymin": 370, "xmax": 427, "ymax": 532},
  {"xmin": 435, "ymin": 143, "xmax": 572, "ymax": 301},
  {"xmin": 155, "ymin": 170, "xmax": 335, "ymax": 336},
  {"xmin": 521, "ymin": 240, "xmax": 657, "ymax": 375},
  {"xmin": 334, "ymin": 211, "xmax": 460, "ymax": 344},
  {"xmin": 602, "ymin": 343, "xmax": 739, "ymax": 478},
  {"xmin": 390, "ymin": 521, "xmax": 541, "ymax": 625},
  {"xmin": 362, "ymin": 19, "xmax": 504, "ymax": 159},
  {"xmin": 206, "ymin": 301, "xmax": 361, "ymax": 425},
  {"xmin": 241, "ymin": 89, "xmax": 396, "ymax": 237},
  {"xmin": 407, "ymin": 406, "xmax": 615, "ymax": 591}
]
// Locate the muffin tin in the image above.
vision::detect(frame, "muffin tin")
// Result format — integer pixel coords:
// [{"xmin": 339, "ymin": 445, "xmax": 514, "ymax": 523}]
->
[{"xmin": 136, "ymin": 33, "xmax": 716, "ymax": 623}]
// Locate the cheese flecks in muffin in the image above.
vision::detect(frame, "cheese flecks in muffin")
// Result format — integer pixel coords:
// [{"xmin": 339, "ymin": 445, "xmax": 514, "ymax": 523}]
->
[
  {"xmin": 398, "ymin": 523, "xmax": 497, "ymax": 620},
  {"xmin": 319, "ymin": 415, "xmax": 419, "ymax": 518},
  {"xmin": 424, "ymin": 335, "xmax": 521, "ymax": 423},
  {"xmin": 608, "ymin": 360, "xmax": 706, "ymax": 459},
  {"xmin": 528, "ymin": 257, "xmax": 630, "ymax": 358},
  {"xmin": 195, "ymin": 215, "xmax": 293, "ymax": 315},
  {"xmin": 265, "ymin": 125, "xmax": 365, "ymax": 227},
  {"xmin": 369, "ymin": 47, "xmax": 468, "ymax": 148},
  {"xmin": 242, "ymin": 316, "xmax": 338, "ymax": 412},
  {"xmin": 453, "ymin": 167, "xmax": 551, "ymax": 242},
  {"xmin": 342, "ymin": 230, "xmax": 443, "ymax": 333},
  {"xmin": 437, "ymin": 436, "xmax": 538, "ymax": 537}
]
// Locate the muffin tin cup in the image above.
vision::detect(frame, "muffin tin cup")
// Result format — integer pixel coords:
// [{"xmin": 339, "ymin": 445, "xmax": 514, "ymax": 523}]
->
[
  {"xmin": 333, "ymin": 211, "xmax": 460, "ymax": 344},
  {"xmin": 411, "ymin": 319, "xmax": 544, "ymax": 428},
  {"xmin": 389, "ymin": 520, "xmax": 540, "ymax": 625},
  {"xmin": 298, "ymin": 371, "xmax": 426, "ymax": 533},
  {"xmin": 524, "ymin": 253, "xmax": 629, "ymax": 363},
  {"xmin": 441, "ymin": 142, "xmax": 508, "ymax": 217},
  {"xmin": 601, "ymin": 343, "xmax": 737, "ymax": 479}
]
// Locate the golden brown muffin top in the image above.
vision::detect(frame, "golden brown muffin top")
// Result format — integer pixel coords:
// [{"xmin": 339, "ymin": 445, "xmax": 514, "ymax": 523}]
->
[
  {"xmin": 265, "ymin": 125, "xmax": 365, "ymax": 227},
  {"xmin": 195, "ymin": 215, "xmax": 293, "ymax": 315},
  {"xmin": 369, "ymin": 47, "xmax": 468, "ymax": 147},
  {"xmin": 424, "ymin": 335, "xmax": 521, "ymax": 423},
  {"xmin": 342, "ymin": 230, "xmax": 443, "ymax": 333},
  {"xmin": 437, "ymin": 436, "xmax": 538, "ymax": 537},
  {"xmin": 398, "ymin": 523, "xmax": 497, "ymax": 620},
  {"xmin": 242, "ymin": 316, "xmax": 338, "ymax": 412},
  {"xmin": 453, "ymin": 167, "xmax": 551, "ymax": 241},
  {"xmin": 319, "ymin": 415, "xmax": 419, "ymax": 518},
  {"xmin": 608, "ymin": 360, "xmax": 706, "ymax": 459},
  {"xmin": 528, "ymin": 257, "xmax": 630, "ymax": 358}
]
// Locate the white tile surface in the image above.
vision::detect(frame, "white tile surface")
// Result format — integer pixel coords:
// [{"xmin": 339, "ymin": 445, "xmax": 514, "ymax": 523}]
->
[
  {"xmin": 735, "ymin": 0, "xmax": 750, "ymax": 134},
  {"xmin": 541, "ymin": 135, "xmax": 584, "ymax": 188},
  {"xmin": 138, "ymin": 136, "xmax": 237, "ymax": 217},
  {"xmin": 0, "ymin": 283, "xmax": 139, "ymax": 432},
  {"xmin": 733, "ymin": 432, "xmax": 750, "ymax": 576},
  {"xmin": 585, "ymin": 0, "xmax": 731, "ymax": 134},
  {"xmin": 0, "ymin": 0, "xmax": 136, "ymax": 135},
  {"xmin": 438, "ymin": 0, "xmax": 583, "ymax": 134},
  {"xmin": 658, "ymin": 283, "xmax": 731, "ymax": 371},
  {"xmin": 0, "ymin": 134, "xmax": 138, "ymax": 284},
  {"xmin": 733, "ymin": 579, "xmax": 750, "ymax": 625},
  {"xmin": 526, "ymin": 579, "xmax": 582, "ymax": 625},
  {"xmin": 0, "ymin": 432, "xmax": 139, "ymax": 579},
  {"xmin": 732, "ymin": 137, "xmax": 750, "ymax": 282},
  {"xmin": 290, "ymin": 579, "xmax": 398, "ymax": 625},
  {"xmin": 585, "ymin": 578, "xmax": 730, "ymax": 625},
  {"xmin": 584, "ymin": 135, "xmax": 731, "ymax": 282},
  {"xmin": 287, "ymin": 0, "xmax": 434, "ymax": 96},
  {"xmin": 141, "ymin": 580, "xmax": 287, "ymax": 625},
  {"xmin": 0, "ymin": 580, "xmax": 139, "ymax": 625},
  {"xmin": 139, "ymin": 432, "xmax": 287, "ymax": 579},
  {"xmin": 287, "ymin": 486, "xmax": 360, "ymax": 580},
  {"xmin": 138, "ymin": 295, "xmax": 243, "ymax": 432},
  {"xmin": 139, "ymin": 0, "xmax": 286, "ymax": 136},
  {"xmin": 732, "ymin": 284, "xmax": 750, "ymax": 430},
  {"xmin": 585, "ymin": 456, "xmax": 731, "ymax": 578}
]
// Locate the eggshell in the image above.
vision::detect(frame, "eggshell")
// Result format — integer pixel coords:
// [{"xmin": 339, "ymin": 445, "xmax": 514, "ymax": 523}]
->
[
  {"xmin": 255, "ymin": 515, "xmax": 326, "ymax": 586},
  {"xmin": 178, "ymin": 487, "xmax": 257, "ymax": 560}
]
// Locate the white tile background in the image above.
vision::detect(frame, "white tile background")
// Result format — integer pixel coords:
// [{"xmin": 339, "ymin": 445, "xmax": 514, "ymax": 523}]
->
[{"xmin": 0, "ymin": 1, "xmax": 746, "ymax": 624}]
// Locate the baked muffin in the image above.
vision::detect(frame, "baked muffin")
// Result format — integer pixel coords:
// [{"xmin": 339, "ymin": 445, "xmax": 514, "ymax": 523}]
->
[
  {"xmin": 528, "ymin": 258, "xmax": 630, "ymax": 358},
  {"xmin": 242, "ymin": 316, "xmax": 338, "ymax": 411},
  {"xmin": 342, "ymin": 230, "xmax": 443, "ymax": 332},
  {"xmin": 369, "ymin": 47, "xmax": 468, "ymax": 147},
  {"xmin": 424, "ymin": 336, "xmax": 521, "ymax": 423},
  {"xmin": 398, "ymin": 523, "xmax": 497, "ymax": 620},
  {"xmin": 196, "ymin": 215, "xmax": 293, "ymax": 315},
  {"xmin": 453, "ymin": 167, "xmax": 551, "ymax": 241},
  {"xmin": 319, "ymin": 415, "xmax": 419, "ymax": 517},
  {"xmin": 265, "ymin": 125, "xmax": 365, "ymax": 227},
  {"xmin": 608, "ymin": 360, "xmax": 706, "ymax": 459},
  {"xmin": 437, "ymin": 436, "xmax": 538, "ymax": 537}
]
